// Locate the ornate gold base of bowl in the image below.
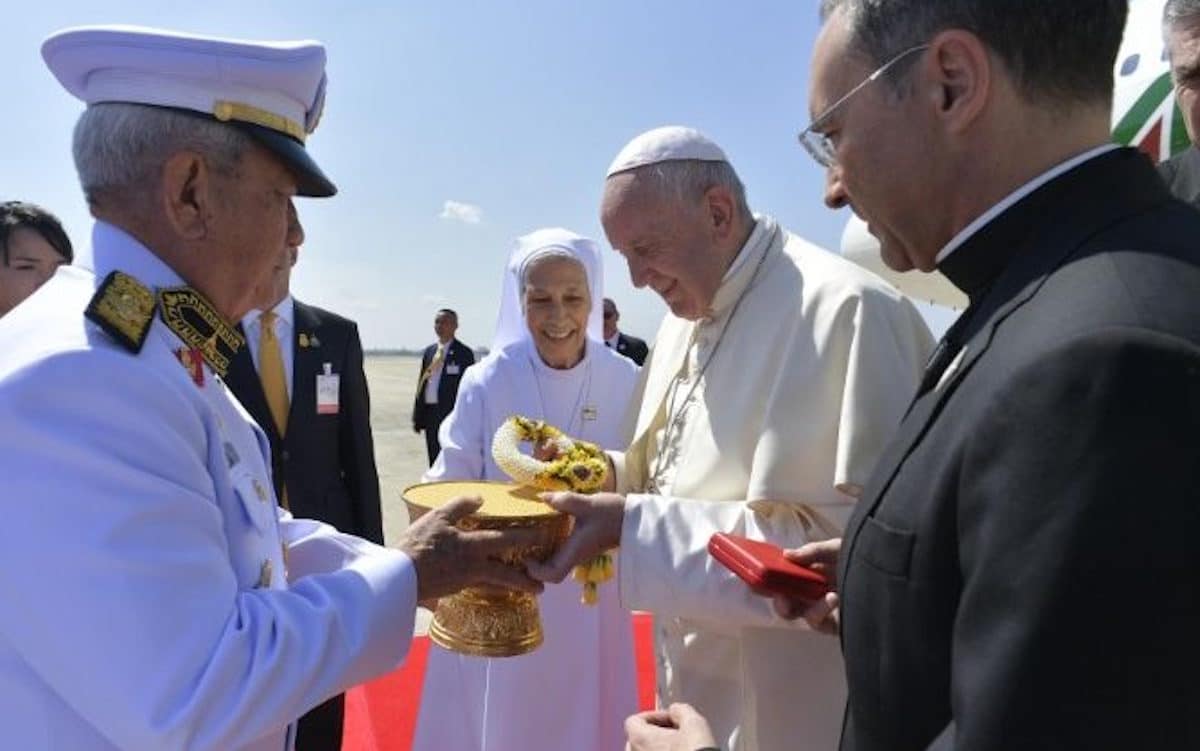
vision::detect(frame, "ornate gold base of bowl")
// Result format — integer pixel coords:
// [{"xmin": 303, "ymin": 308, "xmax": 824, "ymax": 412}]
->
[{"xmin": 403, "ymin": 481, "xmax": 570, "ymax": 658}]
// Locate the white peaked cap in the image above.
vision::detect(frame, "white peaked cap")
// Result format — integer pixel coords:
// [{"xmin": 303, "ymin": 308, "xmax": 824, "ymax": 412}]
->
[
  {"xmin": 605, "ymin": 125, "xmax": 730, "ymax": 178},
  {"xmin": 42, "ymin": 25, "xmax": 336, "ymax": 197}
]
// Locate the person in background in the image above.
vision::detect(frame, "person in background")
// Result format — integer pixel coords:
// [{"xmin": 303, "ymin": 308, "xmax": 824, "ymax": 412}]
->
[
  {"xmin": 602, "ymin": 296, "xmax": 649, "ymax": 365},
  {"xmin": 412, "ymin": 308, "xmax": 474, "ymax": 465},
  {"xmin": 226, "ymin": 203, "xmax": 384, "ymax": 750},
  {"xmin": 1159, "ymin": 0, "xmax": 1200, "ymax": 205},
  {"xmin": 0, "ymin": 200, "xmax": 73, "ymax": 318},
  {"xmin": 413, "ymin": 228, "xmax": 639, "ymax": 751}
]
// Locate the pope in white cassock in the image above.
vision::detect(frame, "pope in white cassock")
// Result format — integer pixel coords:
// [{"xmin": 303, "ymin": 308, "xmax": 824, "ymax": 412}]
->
[
  {"xmin": 0, "ymin": 26, "xmax": 542, "ymax": 751},
  {"xmin": 530, "ymin": 127, "xmax": 936, "ymax": 751},
  {"xmin": 413, "ymin": 228, "xmax": 640, "ymax": 751}
]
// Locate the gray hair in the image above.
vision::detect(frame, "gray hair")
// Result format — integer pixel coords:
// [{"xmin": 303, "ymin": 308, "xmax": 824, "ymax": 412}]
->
[
  {"xmin": 519, "ymin": 248, "xmax": 586, "ymax": 298},
  {"xmin": 72, "ymin": 103, "xmax": 251, "ymax": 205},
  {"xmin": 620, "ymin": 159, "xmax": 753, "ymax": 225},
  {"xmin": 819, "ymin": 0, "xmax": 1127, "ymax": 108},
  {"xmin": 1165, "ymin": 0, "xmax": 1200, "ymax": 30}
]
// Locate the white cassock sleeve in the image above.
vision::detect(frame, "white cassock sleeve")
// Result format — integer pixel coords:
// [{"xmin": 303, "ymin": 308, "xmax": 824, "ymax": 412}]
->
[
  {"xmin": 829, "ymin": 278, "xmax": 937, "ymax": 498},
  {"xmin": 618, "ymin": 495, "xmax": 829, "ymax": 631},
  {"xmin": 617, "ymin": 287, "xmax": 933, "ymax": 631},
  {"xmin": 425, "ymin": 366, "xmax": 488, "ymax": 482},
  {"xmin": 0, "ymin": 351, "xmax": 417, "ymax": 750}
]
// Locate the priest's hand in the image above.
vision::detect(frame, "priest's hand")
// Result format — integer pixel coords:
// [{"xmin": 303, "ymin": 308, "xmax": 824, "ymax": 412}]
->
[
  {"xmin": 625, "ymin": 704, "xmax": 717, "ymax": 751},
  {"xmin": 399, "ymin": 495, "xmax": 546, "ymax": 601},
  {"xmin": 526, "ymin": 491, "xmax": 625, "ymax": 583},
  {"xmin": 773, "ymin": 538, "xmax": 842, "ymax": 636}
]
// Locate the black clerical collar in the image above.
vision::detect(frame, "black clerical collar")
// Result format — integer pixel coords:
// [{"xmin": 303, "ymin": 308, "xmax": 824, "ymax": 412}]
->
[{"xmin": 937, "ymin": 146, "xmax": 1124, "ymax": 303}]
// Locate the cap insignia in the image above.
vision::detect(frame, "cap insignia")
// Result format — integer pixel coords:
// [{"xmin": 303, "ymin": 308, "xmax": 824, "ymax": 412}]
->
[{"xmin": 213, "ymin": 100, "xmax": 306, "ymax": 143}]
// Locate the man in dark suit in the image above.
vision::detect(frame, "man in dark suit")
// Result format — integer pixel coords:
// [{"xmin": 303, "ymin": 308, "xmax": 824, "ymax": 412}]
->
[
  {"xmin": 1158, "ymin": 0, "xmax": 1200, "ymax": 205},
  {"xmin": 412, "ymin": 308, "xmax": 474, "ymax": 465},
  {"xmin": 802, "ymin": 2, "xmax": 1200, "ymax": 749},
  {"xmin": 602, "ymin": 297, "xmax": 648, "ymax": 366},
  {"xmin": 628, "ymin": 2, "xmax": 1200, "ymax": 750},
  {"xmin": 226, "ymin": 207, "xmax": 384, "ymax": 751}
]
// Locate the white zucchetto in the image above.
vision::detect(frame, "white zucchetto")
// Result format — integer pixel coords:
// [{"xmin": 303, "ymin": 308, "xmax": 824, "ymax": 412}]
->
[{"xmin": 605, "ymin": 125, "xmax": 729, "ymax": 178}]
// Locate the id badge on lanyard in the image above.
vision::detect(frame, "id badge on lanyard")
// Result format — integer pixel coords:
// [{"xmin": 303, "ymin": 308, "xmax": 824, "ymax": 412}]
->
[{"xmin": 316, "ymin": 363, "xmax": 339, "ymax": 414}]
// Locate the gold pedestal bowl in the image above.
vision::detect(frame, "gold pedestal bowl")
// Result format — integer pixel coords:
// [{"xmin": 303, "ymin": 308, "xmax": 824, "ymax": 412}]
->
[{"xmin": 403, "ymin": 481, "xmax": 570, "ymax": 658}]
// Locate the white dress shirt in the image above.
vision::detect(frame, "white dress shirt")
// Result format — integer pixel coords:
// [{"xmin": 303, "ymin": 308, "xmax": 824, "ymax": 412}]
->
[
  {"xmin": 241, "ymin": 295, "xmax": 296, "ymax": 401},
  {"xmin": 423, "ymin": 338, "xmax": 452, "ymax": 404}
]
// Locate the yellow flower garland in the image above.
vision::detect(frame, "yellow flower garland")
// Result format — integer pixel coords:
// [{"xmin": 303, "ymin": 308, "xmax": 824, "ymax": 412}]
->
[{"xmin": 492, "ymin": 415, "xmax": 615, "ymax": 604}]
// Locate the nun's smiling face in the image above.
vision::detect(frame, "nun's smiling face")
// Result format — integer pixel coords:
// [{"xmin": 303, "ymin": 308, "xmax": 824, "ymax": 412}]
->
[{"xmin": 522, "ymin": 254, "xmax": 591, "ymax": 369}]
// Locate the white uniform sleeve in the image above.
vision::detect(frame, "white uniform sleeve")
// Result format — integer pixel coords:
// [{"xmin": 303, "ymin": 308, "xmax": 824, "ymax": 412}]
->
[{"xmin": 0, "ymin": 352, "xmax": 417, "ymax": 750}]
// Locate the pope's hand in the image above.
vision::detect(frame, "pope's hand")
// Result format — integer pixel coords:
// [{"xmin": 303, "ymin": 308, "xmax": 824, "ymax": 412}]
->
[
  {"xmin": 398, "ymin": 495, "xmax": 546, "ymax": 601},
  {"xmin": 625, "ymin": 703, "xmax": 717, "ymax": 751},
  {"xmin": 772, "ymin": 538, "xmax": 842, "ymax": 635},
  {"xmin": 526, "ymin": 491, "xmax": 625, "ymax": 583}
]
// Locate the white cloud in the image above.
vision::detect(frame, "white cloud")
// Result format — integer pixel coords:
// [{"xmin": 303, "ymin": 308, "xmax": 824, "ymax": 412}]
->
[{"xmin": 439, "ymin": 200, "xmax": 483, "ymax": 225}]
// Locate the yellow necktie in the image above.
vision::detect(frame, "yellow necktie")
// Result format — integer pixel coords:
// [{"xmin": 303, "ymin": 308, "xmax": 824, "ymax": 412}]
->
[
  {"xmin": 258, "ymin": 311, "xmax": 289, "ymax": 437},
  {"xmin": 420, "ymin": 342, "xmax": 446, "ymax": 389}
]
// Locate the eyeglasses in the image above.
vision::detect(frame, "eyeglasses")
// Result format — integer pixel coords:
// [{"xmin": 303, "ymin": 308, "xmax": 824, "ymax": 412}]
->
[{"xmin": 797, "ymin": 44, "xmax": 931, "ymax": 169}]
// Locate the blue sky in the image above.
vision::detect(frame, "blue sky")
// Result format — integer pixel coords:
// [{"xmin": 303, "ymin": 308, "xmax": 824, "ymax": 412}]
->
[{"xmin": 3, "ymin": 1, "xmax": 857, "ymax": 349}]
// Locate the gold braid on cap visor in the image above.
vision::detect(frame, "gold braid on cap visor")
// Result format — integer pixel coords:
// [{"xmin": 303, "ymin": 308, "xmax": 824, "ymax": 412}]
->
[{"xmin": 213, "ymin": 100, "xmax": 306, "ymax": 142}]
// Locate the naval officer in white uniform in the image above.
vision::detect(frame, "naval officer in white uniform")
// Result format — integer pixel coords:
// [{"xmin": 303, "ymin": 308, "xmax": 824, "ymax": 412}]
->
[{"xmin": 0, "ymin": 26, "xmax": 542, "ymax": 751}]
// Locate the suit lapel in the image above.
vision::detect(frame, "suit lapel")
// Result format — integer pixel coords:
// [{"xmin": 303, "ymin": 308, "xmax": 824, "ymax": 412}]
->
[
  {"xmin": 290, "ymin": 301, "xmax": 323, "ymax": 433},
  {"xmin": 842, "ymin": 149, "xmax": 1174, "ymax": 575}
]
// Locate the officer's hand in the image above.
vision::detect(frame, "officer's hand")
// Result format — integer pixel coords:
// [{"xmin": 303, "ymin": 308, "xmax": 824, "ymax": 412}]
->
[
  {"xmin": 526, "ymin": 491, "xmax": 625, "ymax": 583},
  {"xmin": 399, "ymin": 496, "xmax": 545, "ymax": 601},
  {"xmin": 772, "ymin": 538, "xmax": 842, "ymax": 635},
  {"xmin": 625, "ymin": 703, "xmax": 717, "ymax": 751}
]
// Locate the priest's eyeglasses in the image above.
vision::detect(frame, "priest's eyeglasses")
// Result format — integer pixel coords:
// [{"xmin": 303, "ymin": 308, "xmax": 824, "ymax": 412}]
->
[{"xmin": 797, "ymin": 44, "xmax": 931, "ymax": 169}]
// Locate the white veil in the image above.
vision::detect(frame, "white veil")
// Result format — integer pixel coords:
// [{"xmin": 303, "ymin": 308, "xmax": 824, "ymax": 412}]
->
[{"xmin": 491, "ymin": 227, "xmax": 606, "ymax": 352}]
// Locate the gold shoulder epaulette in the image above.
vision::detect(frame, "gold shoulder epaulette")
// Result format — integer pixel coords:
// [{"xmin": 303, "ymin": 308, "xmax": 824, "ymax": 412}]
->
[
  {"xmin": 158, "ymin": 286, "xmax": 245, "ymax": 378},
  {"xmin": 85, "ymin": 271, "xmax": 157, "ymax": 353}
]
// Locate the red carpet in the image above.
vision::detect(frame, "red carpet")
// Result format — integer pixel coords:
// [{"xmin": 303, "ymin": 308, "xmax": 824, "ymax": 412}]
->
[{"xmin": 343, "ymin": 612, "xmax": 657, "ymax": 751}]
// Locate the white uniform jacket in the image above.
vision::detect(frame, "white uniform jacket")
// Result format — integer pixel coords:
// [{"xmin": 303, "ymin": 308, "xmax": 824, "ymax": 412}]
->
[{"xmin": 0, "ymin": 222, "xmax": 417, "ymax": 750}]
